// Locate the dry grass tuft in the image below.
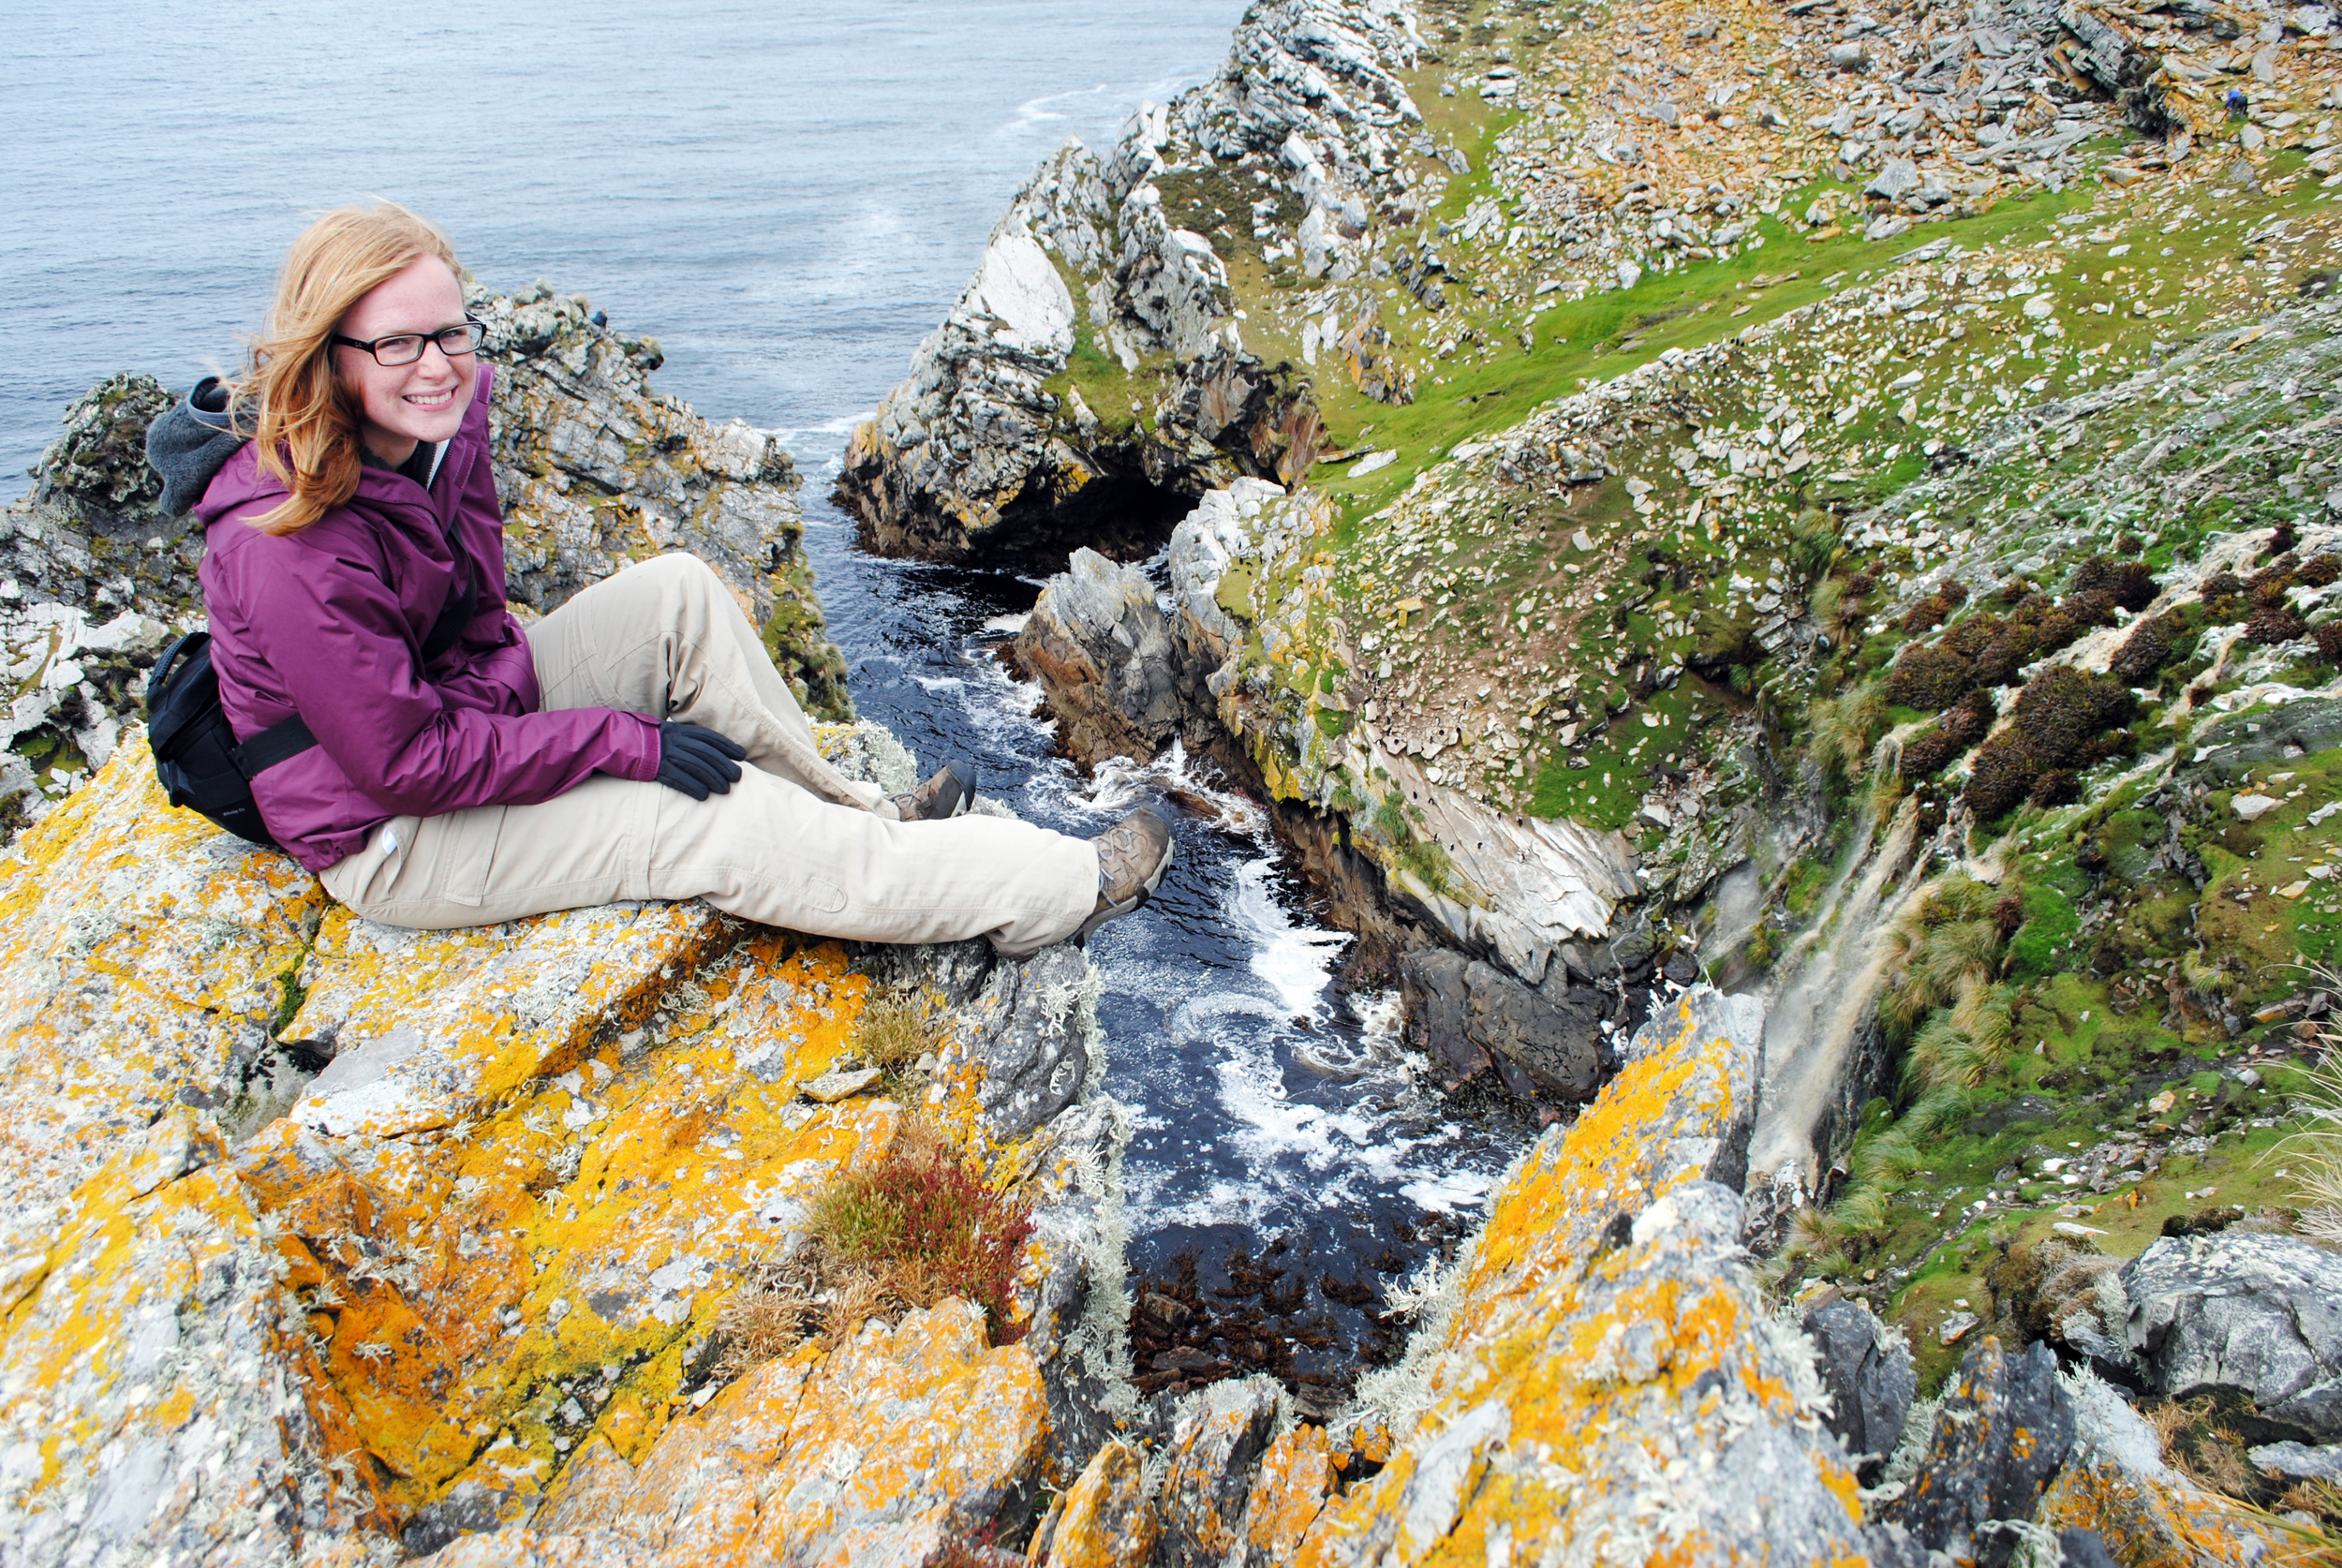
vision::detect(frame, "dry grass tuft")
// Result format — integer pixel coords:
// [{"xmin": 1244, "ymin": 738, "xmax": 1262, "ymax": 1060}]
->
[
  {"xmin": 2279, "ymin": 990, "xmax": 2342, "ymax": 1243},
  {"xmin": 713, "ymin": 1261, "xmax": 824, "ymax": 1377},
  {"xmin": 851, "ymin": 989, "xmax": 945, "ymax": 1074}
]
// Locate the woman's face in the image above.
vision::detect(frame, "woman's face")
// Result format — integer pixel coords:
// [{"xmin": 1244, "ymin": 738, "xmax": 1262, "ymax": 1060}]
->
[{"xmin": 333, "ymin": 255, "xmax": 478, "ymax": 465}]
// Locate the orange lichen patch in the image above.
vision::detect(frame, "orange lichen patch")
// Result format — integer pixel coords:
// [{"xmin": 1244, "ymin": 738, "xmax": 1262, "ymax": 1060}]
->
[
  {"xmin": 2039, "ymin": 1446, "xmax": 2276, "ymax": 1568},
  {"xmin": 1246, "ymin": 1423, "xmax": 1338, "ymax": 1561},
  {"xmin": 0, "ymin": 733, "xmax": 321, "ymax": 1271},
  {"xmin": 1028, "ymin": 1439, "xmax": 1157, "ymax": 1568},
  {"xmin": 0, "ymin": 1135, "xmax": 387, "ymax": 1554},
  {"xmin": 435, "ymin": 1301, "xmax": 1046, "ymax": 1568},
  {"xmin": 1297, "ymin": 990, "xmax": 1864, "ymax": 1567},
  {"xmin": 224, "ymin": 936, "xmax": 910, "ymax": 1518}
]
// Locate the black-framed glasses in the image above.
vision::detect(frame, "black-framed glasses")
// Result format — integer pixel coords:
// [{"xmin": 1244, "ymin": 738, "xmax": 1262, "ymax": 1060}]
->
[{"xmin": 331, "ymin": 318, "xmax": 488, "ymax": 367}]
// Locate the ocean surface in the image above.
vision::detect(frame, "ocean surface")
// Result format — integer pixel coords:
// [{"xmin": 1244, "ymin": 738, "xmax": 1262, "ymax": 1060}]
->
[{"xmin": 7, "ymin": 0, "xmax": 1518, "ymax": 1381}]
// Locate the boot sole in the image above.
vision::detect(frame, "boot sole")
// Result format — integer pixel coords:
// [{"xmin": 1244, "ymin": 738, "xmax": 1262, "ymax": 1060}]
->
[{"xmin": 1075, "ymin": 840, "xmax": 1173, "ymax": 943}]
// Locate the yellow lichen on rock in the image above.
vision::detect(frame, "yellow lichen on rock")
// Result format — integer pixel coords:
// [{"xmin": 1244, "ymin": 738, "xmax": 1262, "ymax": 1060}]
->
[
  {"xmin": 0, "ymin": 730, "xmax": 321, "ymax": 1276},
  {"xmin": 1299, "ymin": 989, "xmax": 1865, "ymax": 1567},
  {"xmin": 1246, "ymin": 1422, "xmax": 1338, "ymax": 1562},
  {"xmin": 435, "ymin": 1300, "xmax": 1046, "ymax": 1568},
  {"xmin": 240, "ymin": 930, "xmax": 909, "ymax": 1520},
  {"xmin": 1, "ymin": 737, "xmax": 1074, "ymax": 1563},
  {"xmin": 2036, "ymin": 1377, "xmax": 2285, "ymax": 1568},
  {"xmin": 1027, "ymin": 1439, "xmax": 1157, "ymax": 1568}
]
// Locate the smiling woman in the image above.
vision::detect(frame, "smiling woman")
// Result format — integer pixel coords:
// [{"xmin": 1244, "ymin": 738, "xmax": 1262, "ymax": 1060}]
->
[{"xmin": 137, "ymin": 201, "xmax": 1169, "ymax": 954}]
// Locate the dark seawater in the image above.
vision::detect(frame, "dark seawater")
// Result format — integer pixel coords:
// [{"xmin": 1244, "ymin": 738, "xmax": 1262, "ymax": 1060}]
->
[{"xmin": 7, "ymin": 0, "xmax": 1517, "ymax": 1385}]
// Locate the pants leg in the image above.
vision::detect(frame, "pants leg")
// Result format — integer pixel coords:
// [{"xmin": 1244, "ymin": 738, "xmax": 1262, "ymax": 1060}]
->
[
  {"xmin": 319, "ymin": 554, "xmax": 1101, "ymax": 954},
  {"xmin": 525, "ymin": 552, "xmax": 882, "ymax": 811},
  {"xmin": 319, "ymin": 774, "xmax": 1096, "ymax": 954}
]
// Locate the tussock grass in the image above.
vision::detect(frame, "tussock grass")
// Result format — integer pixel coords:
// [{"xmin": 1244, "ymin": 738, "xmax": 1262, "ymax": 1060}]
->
[
  {"xmin": 2280, "ymin": 995, "xmax": 2342, "ymax": 1244},
  {"xmin": 1807, "ymin": 683, "xmax": 1886, "ymax": 782}
]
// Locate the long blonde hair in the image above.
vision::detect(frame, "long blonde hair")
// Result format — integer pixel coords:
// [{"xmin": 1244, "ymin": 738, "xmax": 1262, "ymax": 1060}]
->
[{"xmin": 233, "ymin": 202, "xmax": 462, "ymax": 535}]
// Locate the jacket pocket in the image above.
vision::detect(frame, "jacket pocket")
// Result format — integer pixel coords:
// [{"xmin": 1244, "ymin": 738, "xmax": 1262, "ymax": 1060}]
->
[{"xmin": 444, "ymin": 806, "xmax": 509, "ymax": 908}]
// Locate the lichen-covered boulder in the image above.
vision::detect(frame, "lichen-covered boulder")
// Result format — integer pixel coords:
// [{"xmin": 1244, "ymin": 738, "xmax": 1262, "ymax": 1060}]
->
[
  {"xmin": 1297, "ymin": 987, "xmax": 1867, "ymax": 1565},
  {"xmin": 0, "ymin": 731, "xmax": 1112, "ymax": 1566},
  {"xmin": 1156, "ymin": 1376, "xmax": 1283, "ymax": 1568},
  {"xmin": 1238, "ymin": 1422, "xmax": 1339, "ymax": 1566},
  {"xmin": 1024, "ymin": 1439, "xmax": 1157, "ymax": 1568},
  {"xmin": 1872, "ymin": 1336, "xmax": 2075, "ymax": 1561},
  {"xmin": 2037, "ymin": 1371, "xmax": 2284, "ymax": 1568},
  {"xmin": 442, "ymin": 1300, "xmax": 1046, "ymax": 1568}
]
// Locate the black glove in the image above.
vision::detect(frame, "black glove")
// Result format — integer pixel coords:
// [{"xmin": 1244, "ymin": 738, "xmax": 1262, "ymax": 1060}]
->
[{"xmin": 654, "ymin": 721, "xmax": 746, "ymax": 800}]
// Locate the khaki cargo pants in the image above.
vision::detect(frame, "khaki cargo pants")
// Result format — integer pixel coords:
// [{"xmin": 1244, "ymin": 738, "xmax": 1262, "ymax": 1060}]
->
[{"xmin": 319, "ymin": 554, "xmax": 1099, "ymax": 954}]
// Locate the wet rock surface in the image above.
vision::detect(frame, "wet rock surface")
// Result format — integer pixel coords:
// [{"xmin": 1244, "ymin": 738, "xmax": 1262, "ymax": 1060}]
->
[{"xmin": 1398, "ymin": 947, "xmax": 1607, "ymax": 1102}]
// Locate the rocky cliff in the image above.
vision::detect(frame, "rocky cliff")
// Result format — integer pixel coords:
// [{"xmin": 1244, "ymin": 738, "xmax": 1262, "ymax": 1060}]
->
[
  {"xmin": 3, "ymin": 728, "xmax": 2298, "ymax": 1562},
  {"xmin": 1, "ymin": 282, "xmax": 850, "ymax": 835},
  {"xmin": 857, "ymin": 0, "xmax": 2342, "ymax": 1541}
]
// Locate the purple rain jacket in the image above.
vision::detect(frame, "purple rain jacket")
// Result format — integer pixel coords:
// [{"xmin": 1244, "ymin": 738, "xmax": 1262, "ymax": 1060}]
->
[{"xmin": 189, "ymin": 365, "xmax": 660, "ymax": 872}]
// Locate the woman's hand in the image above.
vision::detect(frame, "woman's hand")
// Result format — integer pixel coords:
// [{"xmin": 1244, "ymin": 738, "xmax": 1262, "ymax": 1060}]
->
[{"xmin": 655, "ymin": 721, "xmax": 747, "ymax": 799}]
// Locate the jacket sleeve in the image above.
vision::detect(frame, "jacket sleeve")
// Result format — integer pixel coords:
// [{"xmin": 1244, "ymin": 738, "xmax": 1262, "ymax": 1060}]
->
[{"xmin": 248, "ymin": 534, "xmax": 660, "ymax": 817}]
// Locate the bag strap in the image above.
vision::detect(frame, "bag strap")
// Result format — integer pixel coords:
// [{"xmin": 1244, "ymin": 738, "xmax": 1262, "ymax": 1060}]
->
[
  {"xmin": 147, "ymin": 630, "xmax": 210, "ymax": 709},
  {"xmin": 233, "ymin": 714, "xmax": 318, "ymax": 776}
]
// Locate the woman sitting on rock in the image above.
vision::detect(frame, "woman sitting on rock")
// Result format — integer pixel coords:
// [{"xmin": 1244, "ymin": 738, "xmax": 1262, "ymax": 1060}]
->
[{"xmin": 143, "ymin": 201, "xmax": 1167, "ymax": 954}]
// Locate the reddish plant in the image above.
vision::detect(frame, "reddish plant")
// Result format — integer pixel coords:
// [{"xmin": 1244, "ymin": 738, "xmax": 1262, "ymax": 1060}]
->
[
  {"xmin": 2246, "ymin": 608, "xmax": 2308, "ymax": 646},
  {"xmin": 2110, "ymin": 614, "xmax": 2180, "ymax": 685},
  {"xmin": 809, "ymin": 1118, "xmax": 1035, "ymax": 1343},
  {"xmin": 1887, "ymin": 643, "xmax": 1971, "ymax": 710}
]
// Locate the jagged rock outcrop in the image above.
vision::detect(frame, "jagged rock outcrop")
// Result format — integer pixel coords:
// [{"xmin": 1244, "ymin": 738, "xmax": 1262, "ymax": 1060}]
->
[
  {"xmin": 1398, "ymin": 948, "xmax": 1608, "ymax": 1103},
  {"xmin": 2, "ymin": 290, "xmax": 851, "ymax": 836},
  {"xmin": 1153, "ymin": 1377, "xmax": 1284, "ymax": 1568},
  {"xmin": 2037, "ymin": 1371, "xmax": 2287, "ymax": 1567},
  {"xmin": 2118, "ymin": 1229, "xmax": 2342, "ymax": 1437},
  {"xmin": 476, "ymin": 281, "xmax": 847, "ymax": 718},
  {"xmin": 1017, "ymin": 481, "xmax": 1643, "ymax": 988},
  {"xmin": 1801, "ymin": 1296, "xmax": 1919, "ymax": 1484},
  {"xmin": 0, "ymin": 724, "xmax": 1123, "ymax": 1566},
  {"xmin": 1014, "ymin": 547, "xmax": 1221, "ymax": 763},
  {"xmin": 1869, "ymin": 1336, "xmax": 2077, "ymax": 1565},
  {"xmin": 1295, "ymin": 987, "xmax": 1866, "ymax": 1562},
  {"xmin": 834, "ymin": 0, "xmax": 1425, "ymax": 562}
]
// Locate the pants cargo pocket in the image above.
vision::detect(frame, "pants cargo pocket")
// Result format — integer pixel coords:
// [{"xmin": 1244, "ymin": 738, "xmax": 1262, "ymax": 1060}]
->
[{"xmin": 443, "ymin": 806, "xmax": 510, "ymax": 909}]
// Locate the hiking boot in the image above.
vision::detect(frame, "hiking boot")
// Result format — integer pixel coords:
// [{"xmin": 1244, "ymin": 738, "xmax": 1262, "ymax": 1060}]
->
[
  {"xmin": 1078, "ymin": 806, "xmax": 1173, "ymax": 941},
  {"xmin": 888, "ymin": 761, "xmax": 974, "ymax": 821}
]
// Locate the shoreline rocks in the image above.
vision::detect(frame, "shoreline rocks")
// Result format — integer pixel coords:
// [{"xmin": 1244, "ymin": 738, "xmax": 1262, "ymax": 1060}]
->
[{"xmin": 833, "ymin": 0, "xmax": 1426, "ymax": 563}]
